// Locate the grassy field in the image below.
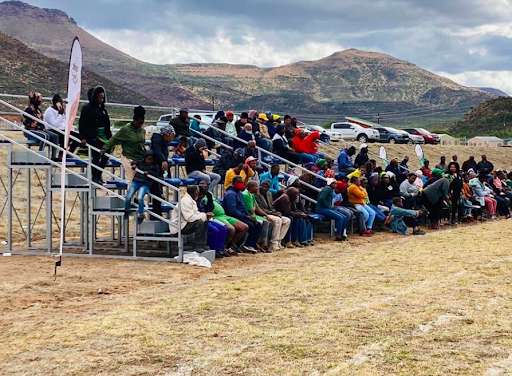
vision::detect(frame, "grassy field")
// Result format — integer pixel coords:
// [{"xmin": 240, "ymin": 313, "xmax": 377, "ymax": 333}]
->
[{"xmin": 1, "ymin": 220, "xmax": 512, "ymax": 375}]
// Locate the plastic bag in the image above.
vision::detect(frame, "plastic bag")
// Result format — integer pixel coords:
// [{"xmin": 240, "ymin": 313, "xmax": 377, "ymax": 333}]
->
[{"xmin": 178, "ymin": 252, "xmax": 212, "ymax": 268}]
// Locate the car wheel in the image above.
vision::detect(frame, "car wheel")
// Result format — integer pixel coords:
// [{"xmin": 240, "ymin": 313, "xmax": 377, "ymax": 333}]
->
[
  {"xmin": 357, "ymin": 134, "xmax": 368, "ymax": 143},
  {"xmin": 407, "ymin": 139, "xmax": 413, "ymax": 144},
  {"xmin": 389, "ymin": 138, "xmax": 396, "ymax": 144}
]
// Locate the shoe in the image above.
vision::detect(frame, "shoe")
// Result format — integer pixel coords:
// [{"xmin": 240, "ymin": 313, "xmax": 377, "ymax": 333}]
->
[
  {"xmin": 369, "ymin": 230, "xmax": 376, "ymax": 234},
  {"xmin": 231, "ymin": 245, "xmax": 243, "ymax": 254},
  {"xmin": 284, "ymin": 242, "xmax": 295, "ymax": 249},
  {"xmin": 342, "ymin": 235, "xmax": 348, "ymax": 241},
  {"xmin": 137, "ymin": 215, "xmax": 144, "ymax": 224},
  {"xmin": 307, "ymin": 240, "xmax": 316, "ymax": 246},
  {"xmin": 243, "ymin": 246, "xmax": 258, "ymax": 254},
  {"xmin": 413, "ymin": 229, "xmax": 425, "ymax": 235},
  {"xmin": 92, "ymin": 177, "xmax": 104, "ymax": 185},
  {"xmin": 215, "ymin": 251, "xmax": 224, "ymax": 259},
  {"xmin": 225, "ymin": 247, "xmax": 238, "ymax": 256},
  {"xmin": 335, "ymin": 236, "xmax": 344, "ymax": 242},
  {"xmin": 491, "ymin": 216, "xmax": 498, "ymax": 221},
  {"xmin": 360, "ymin": 230, "xmax": 372, "ymax": 237},
  {"xmin": 292, "ymin": 241, "xmax": 303, "ymax": 247},
  {"xmin": 221, "ymin": 250, "xmax": 231, "ymax": 257},
  {"xmin": 123, "ymin": 210, "xmax": 130, "ymax": 220},
  {"xmin": 299, "ymin": 242, "xmax": 309, "ymax": 247}
]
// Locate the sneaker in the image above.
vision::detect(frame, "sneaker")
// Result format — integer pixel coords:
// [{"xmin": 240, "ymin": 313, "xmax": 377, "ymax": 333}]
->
[
  {"xmin": 307, "ymin": 240, "xmax": 316, "ymax": 246},
  {"xmin": 491, "ymin": 216, "xmax": 498, "ymax": 221},
  {"xmin": 292, "ymin": 241, "xmax": 303, "ymax": 247},
  {"xmin": 123, "ymin": 210, "xmax": 130, "ymax": 220},
  {"xmin": 413, "ymin": 229, "xmax": 426, "ymax": 235},
  {"xmin": 215, "ymin": 251, "xmax": 224, "ymax": 259},
  {"xmin": 284, "ymin": 242, "xmax": 295, "ymax": 249},
  {"xmin": 243, "ymin": 246, "xmax": 258, "ymax": 254},
  {"xmin": 341, "ymin": 235, "xmax": 348, "ymax": 241},
  {"xmin": 361, "ymin": 230, "xmax": 372, "ymax": 237}
]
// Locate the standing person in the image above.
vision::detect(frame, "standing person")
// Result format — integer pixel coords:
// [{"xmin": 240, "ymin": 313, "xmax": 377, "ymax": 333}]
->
[
  {"xmin": 79, "ymin": 86, "xmax": 112, "ymax": 184},
  {"xmin": 462, "ymin": 156, "xmax": 478, "ymax": 173},
  {"xmin": 337, "ymin": 146, "xmax": 356, "ymax": 173},
  {"xmin": 477, "ymin": 155, "xmax": 494, "ymax": 174},
  {"xmin": 184, "ymin": 139, "xmax": 221, "ymax": 190},
  {"xmin": 446, "ymin": 161, "xmax": 463, "ymax": 224},
  {"xmin": 223, "ymin": 176, "xmax": 263, "ymax": 254},
  {"xmin": 255, "ymin": 180, "xmax": 292, "ymax": 251},
  {"xmin": 44, "ymin": 93, "xmax": 82, "ymax": 157},
  {"xmin": 355, "ymin": 144, "xmax": 369, "ymax": 167},
  {"xmin": 389, "ymin": 197, "xmax": 425, "ymax": 235},
  {"xmin": 170, "ymin": 185, "xmax": 210, "ymax": 250},
  {"xmin": 435, "ymin": 156, "xmax": 448, "ymax": 171},
  {"xmin": 124, "ymin": 151, "xmax": 161, "ymax": 224},
  {"xmin": 101, "ymin": 106, "xmax": 147, "ymax": 183},
  {"xmin": 272, "ymin": 125, "xmax": 302, "ymax": 164},
  {"xmin": 421, "ymin": 177, "xmax": 450, "ymax": 229},
  {"xmin": 316, "ymin": 178, "xmax": 349, "ymax": 241},
  {"xmin": 170, "ymin": 108, "xmax": 190, "ymax": 139},
  {"xmin": 348, "ymin": 176, "xmax": 376, "ymax": 236}
]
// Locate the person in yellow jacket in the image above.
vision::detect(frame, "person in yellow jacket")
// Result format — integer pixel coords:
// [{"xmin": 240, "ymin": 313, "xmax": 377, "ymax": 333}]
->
[
  {"xmin": 347, "ymin": 176, "xmax": 376, "ymax": 236},
  {"xmin": 224, "ymin": 163, "xmax": 255, "ymax": 190},
  {"xmin": 347, "ymin": 166, "xmax": 366, "ymax": 182}
]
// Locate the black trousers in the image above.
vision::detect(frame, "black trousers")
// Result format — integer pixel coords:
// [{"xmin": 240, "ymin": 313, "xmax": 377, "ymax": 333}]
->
[
  {"xmin": 90, "ymin": 139, "xmax": 109, "ymax": 179},
  {"xmin": 182, "ymin": 220, "xmax": 208, "ymax": 247},
  {"xmin": 451, "ymin": 194, "xmax": 461, "ymax": 222},
  {"xmin": 149, "ymin": 182, "xmax": 162, "ymax": 219},
  {"xmin": 49, "ymin": 130, "xmax": 82, "ymax": 154},
  {"xmin": 422, "ymin": 195, "xmax": 444, "ymax": 224}
]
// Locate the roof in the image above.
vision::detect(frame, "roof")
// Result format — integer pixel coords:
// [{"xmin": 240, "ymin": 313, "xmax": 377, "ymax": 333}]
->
[
  {"xmin": 437, "ymin": 134, "xmax": 456, "ymax": 139},
  {"xmin": 345, "ymin": 117, "xmax": 380, "ymax": 128},
  {"xmin": 468, "ymin": 136, "xmax": 504, "ymax": 142}
]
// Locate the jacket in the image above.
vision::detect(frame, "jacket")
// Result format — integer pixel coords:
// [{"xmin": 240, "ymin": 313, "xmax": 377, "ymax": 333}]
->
[
  {"xmin": 184, "ymin": 145, "xmax": 206, "ymax": 174},
  {"xmin": 223, "ymin": 186, "xmax": 249, "ymax": 220},
  {"xmin": 355, "ymin": 152, "xmax": 369, "ymax": 167},
  {"xmin": 132, "ymin": 151, "xmax": 161, "ymax": 187},
  {"xmin": 348, "ymin": 185, "xmax": 368, "ymax": 205},
  {"xmin": 399, "ymin": 180, "xmax": 419, "ymax": 198},
  {"xmin": 255, "ymin": 190, "xmax": 275, "ymax": 214},
  {"xmin": 170, "ymin": 193, "xmax": 207, "ymax": 234},
  {"xmin": 23, "ymin": 105, "xmax": 44, "ymax": 130},
  {"xmin": 390, "ymin": 205, "xmax": 418, "ymax": 235},
  {"xmin": 78, "ymin": 86, "xmax": 112, "ymax": 144},
  {"xmin": 260, "ymin": 172, "xmax": 280, "ymax": 195},
  {"xmin": 150, "ymin": 133, "xmax": 169, "ymax": 167},
  {"xmin": 43, "ymin": 107, "xmax": 66, "ymax": 131},
  {"xmin": 272, "ymin": 193, "xmax": 303, "ymax": 218},
  {"xmin": 293, "ymin": 131, "xmax": 320, "ymax": 154},
  {"xmin": 316, "ymin": 186, "xmax": 334, "ymax": 212},
  {"xmin": 265, "ymin": 121, "xmax": 277, "ymax": 138},
  {"xmin": 272, "ymin": 133, "xmax": 290, "ymax": 155},
  {"xmin": 103, "ymin": 122, "xmax": 146, "ymax": 161},
  {"xmin": 224, "ymin": 167, "xmax": 255, "ymax": 190},
  {"xmin": 462, "ymin": 160, "xmax": 477, "ymax": 173},
  {"xmin": 169, "ymin": 116, "xmax": 190, "ymax": 138},
  {"xmin": 337, "ymin": 149, "xmax": 354, "ymax": 171},
  {"xmin": 380, "ymin": 181, "xmax": 400, "ymax": 200},
  {"xmin": 367, "ymin": 184, "xmax": 385, "ymax": 205},
  {"xmin": 477, "ymin": 160, "xmax": 494, "ymax": 174},
  {"xmin": 234, "ymin": 130, "xmax": 254, "ymax": 149},
  {"xmin": 212, "ymin": 150, "xmax": 241, "ymax": 179},
  {"xmin": 423, "ymin": 178, "xmax": 450, "ymax": 204}
]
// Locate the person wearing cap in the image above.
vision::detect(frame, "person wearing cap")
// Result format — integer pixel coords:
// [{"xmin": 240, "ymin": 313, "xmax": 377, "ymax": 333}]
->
[
  {"xmin": 170, "ymin": 108, "xmax": 190, "ymax": 138},
  {"xmin": 255, "ymin": 180, "xmax": 292, "ymax": 251},
  {"xmin": 399, "ymin": 173, "xmax": 421, "ymax": 209},
  {"xmin": 316, "ymin": 178, "xmax": 349, "ymax": 241},
  {"xmin": 260, "ymin": 164, "xmax": 281, "ymax": 196},
  {"xmin": 225, "ymin": 110, "xmax": 237, "ymax": 138},
  {"xmin": 355, "ymin": 144, "xmax": 369, "ymax": 167},
  {"xmin": 224, "ymin": 163, "xmax": 255, "ymax": 191},
  {"xmin": 337, "ymin": 146, "xmax": 357, "ymax": 173},
  {"xmin": 420, "ymin": 159, "xmax": 432, "ymax": 179},
  {"xmin": 272, "ymin": 124, "xmax": 302, "ymax": 164},
  {"xmin": 348, "ymin": 176, "xmax": 376, "ymax": 236},
  {"xmin": 389, "ymin": 197, "xmax": 425, "ymax": 236},
  {"xmin": 245, "ymin": 156, "xmax": 260, "ymax": 183},
  {"xmin": 102, "ymin": 105, "xmax": 147, "ymax": 183},
  {"xmin": 257, "ymin": 114, "xmax": 271, "ymax": 139},
  {"xmin": 185, "ymin": 138, "xmax": 221, "ymax": 190}
]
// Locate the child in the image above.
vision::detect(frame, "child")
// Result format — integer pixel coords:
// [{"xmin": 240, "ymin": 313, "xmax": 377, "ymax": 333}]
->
[
  {"xmin": 125, "ymin": 150, "xmax": 161, "ymax": 223},
  {"xmin": 171, "ymin": 136, "xmax": 188, "ymax": 157},
  {"xmin": 389, "ymin": 197, "xmax": 425, "ymax": 235}
]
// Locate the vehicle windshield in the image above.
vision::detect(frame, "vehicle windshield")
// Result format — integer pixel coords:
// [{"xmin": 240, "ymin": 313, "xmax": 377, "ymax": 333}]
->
[{"xmin": 417, "ymin": 128, "xmax": 432, "ymax": 135}]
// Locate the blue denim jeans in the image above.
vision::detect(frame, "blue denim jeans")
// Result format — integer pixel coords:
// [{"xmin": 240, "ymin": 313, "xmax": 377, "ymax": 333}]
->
[
  {"xmin": 317, "ymin": 208, "xmax": 348, "ymax": 236},
  {"xmin": 125, "ymin": 181, "xmax": 150, "ymax": 214},
  {"xmin": 289, "ymin": 217, "xmax": 313, "ymax": 243},
  {"xmin": 367, "ymin": 204, "xmax": 387, "ymax": 222},
  {"xmin": 355, "ymin": 204, "xmax": 376, "ymax": 230}
]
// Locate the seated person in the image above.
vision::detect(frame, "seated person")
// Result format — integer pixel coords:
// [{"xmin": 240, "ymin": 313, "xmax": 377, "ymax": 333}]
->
[
  {"xmin": 224, "ymin": 163, "xmax": 255, "ymax": 191},
  {"xmin": 389, "ymin": 197, "xmax": 425, "ymax": 235},
  {"xmin": 420, "ymin": 159, "xmax": 432, "ymax": 179},
  {"xmin": 171, "ymin": 136, "xmax": 188, "ymax": 157},
  {"xmin": 399, "ymin": 173, "xmax": 420, "ymax": 208},
  {"xmin": 169, "ymin": 185, "xmax": 210, "ymax": 250},
  {"xmin": 255, "ymin": 180, "xmax": 292, "ymax": 251},
  {"xmin": 213, "ymin": 148, "xmax": 244, "ymax": 181},
  {"xmin": 242, "ymin": 181, "xmax": 272, "ymax": 252},
  {"xmin": 223, "ymin": 176, "xmax": 263, "ymax": 254},
  {"xmin": 272, "ymin": 124, "xmax": 302, "ymax": 164},
  {"xmin": 360, "ymin": 177, "xmax": 389, "ymax": 224},
  {"xmin": 291, "ymin": 129, "xmax": 324, "ymax": 163},
  {"xmin": 337, "ymin": 146, "xmax": 356, "ymax": 173},
  {"xmin": 234, "ymin": 123, "xmax": 255, "ymax": 149},
  {"xmin": 316, "ymin": 178, "xmax": 349, "ymax": 241},
  {"xmin": 151, "ymin": 125, "xmax": 175, "ymax": 175},
  {"xmin": 260, "ymin": 164, "xmax": 281, "ymax": 196},
  {"xmin": 184, "ymin": 139, "xmax": 221, "ymax": 190},
  {"xmin": 348, "ymin": 176, "xmax": 377, "ymax": 237}
]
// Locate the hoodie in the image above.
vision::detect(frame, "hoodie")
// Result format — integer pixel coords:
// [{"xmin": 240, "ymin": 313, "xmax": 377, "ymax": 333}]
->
[
  {"xmin": 132, "ymin": 150, "xmax": 161, "ymax": 187},
  {"xmin": 78, "ymin": 86, "xmax": 112, "ymax": 144},
  {"xmin": 293, "ymin": 131, "xmax": 320, "ymax": 154}
]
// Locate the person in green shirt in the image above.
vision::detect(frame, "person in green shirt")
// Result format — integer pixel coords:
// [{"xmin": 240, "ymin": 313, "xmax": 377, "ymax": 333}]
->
[
  {"xmin": 101, "ymin": 106, "xmax": 147, "ymax": 181},
  {"xmin": 242, "ymin": 181, "xmax": 272, "ymax": 252}
]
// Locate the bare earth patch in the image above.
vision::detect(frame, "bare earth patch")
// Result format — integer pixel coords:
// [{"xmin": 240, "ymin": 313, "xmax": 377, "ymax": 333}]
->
[{"xmin": 1, "ymin": 220, "xmax": 512, "ymax": 375}]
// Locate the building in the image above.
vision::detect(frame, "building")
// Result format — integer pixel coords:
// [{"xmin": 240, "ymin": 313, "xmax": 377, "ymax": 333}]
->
[
  {"xmin": 467, "ymin": 136, "xmax": 504, "ymax": 147},
  {"xmin": 437, "ymin": 134, "xmax": 460, "ymax": 146}
]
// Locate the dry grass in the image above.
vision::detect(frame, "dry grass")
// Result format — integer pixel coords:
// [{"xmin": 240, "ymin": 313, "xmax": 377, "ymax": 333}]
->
[{"xmin": 1, "ymin": 221, "xmax": 512, "ymax": 375}]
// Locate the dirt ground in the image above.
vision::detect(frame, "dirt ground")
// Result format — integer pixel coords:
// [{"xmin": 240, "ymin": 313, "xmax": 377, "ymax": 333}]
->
[{"xmin": 1, "ymin": 219, "xmax": 512, "ymax": 376}]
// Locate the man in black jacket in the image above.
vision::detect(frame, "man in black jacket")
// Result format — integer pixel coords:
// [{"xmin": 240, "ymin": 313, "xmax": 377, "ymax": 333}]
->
[
  {"xmin": 78, "ymin": 86, "xmax": 112, "ymax": 184},
  {"xmin": 213, "ymin": 148, "xmax": 244, "ymax": 181},
  {"xmin": 271, "ymin": 124, "xmax": 301, "ymax": 164},
  {"xmin": 185, "ymin": 139, "xmax": 221, "ymax": 190},
  {"xmin": 355, "ymin": 143, "xmax": 369, "ymax": 167},
  {"xmin": 170, "ymin": 108, "xmax": 190, "ymax": 138}
]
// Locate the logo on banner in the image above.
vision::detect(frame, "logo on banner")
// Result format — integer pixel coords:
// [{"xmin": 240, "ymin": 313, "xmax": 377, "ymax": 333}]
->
[{"xmin": 72, "ymin": 63, "xmax": 79, "ymax": 84}]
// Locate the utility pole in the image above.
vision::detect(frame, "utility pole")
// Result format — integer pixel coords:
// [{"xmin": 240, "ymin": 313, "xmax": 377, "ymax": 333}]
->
[{"xmin": 211, "ymin": 95, "xmax": 215, "ymax": 111}]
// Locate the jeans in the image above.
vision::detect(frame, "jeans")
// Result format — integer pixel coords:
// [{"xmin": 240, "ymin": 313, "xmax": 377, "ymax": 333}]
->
[
  {"xmin": 290, "ymin": 217, "xmax": 313, "ymax": 243},
  {"xmin": 125, "ymin": 181, "xmax": 150, "ymax": 215},
  {"xmin": 207, "ymin": 221, "xmax": 228, "ymax": 251},
  {"xmin": 26, "ymin": 129, "xmax": 60, "ymax": 158},
  {"xmin": 257, "ymin": 138, "xmax": 272, "ymax": 151},
  {"xmin": 355, "ymin": 204, "xmax": 376, "ymax": 230},
  {"xmin": 367, "ymin": 204, "xmax": 387, "ymax": 222},
  {"xmin": 188, "ymin": 170, "xmax": 221, "ymax": 190},
  {"xmin": 317, "ymin": 208, "xmax": 348, "ymax": 236},
  {"xmin": 239, "ymin": 218, "xmax": 262, "ymax": 248}
]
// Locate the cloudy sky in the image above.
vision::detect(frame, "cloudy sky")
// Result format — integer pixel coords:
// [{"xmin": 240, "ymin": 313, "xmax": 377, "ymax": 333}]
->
[{"xmin": 26, "ymin": 0, "xmax": 512, "ymax": 93}]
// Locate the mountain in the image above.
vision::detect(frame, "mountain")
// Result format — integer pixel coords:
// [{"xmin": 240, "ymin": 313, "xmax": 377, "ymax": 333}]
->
[
  {"xmin": 0, "ymin": 1, "xmax": 495, "ymax": 119},
  {"xmin": 0, "ymin": 30, "xmax": 154, "ymax": 107},
  {"xmin": 473, "ymin": 87, "xmax": 510, "ymax": 97},
  {"xmin": 450, "ymin": 97, "xmax": 512, "ymax": 137}
]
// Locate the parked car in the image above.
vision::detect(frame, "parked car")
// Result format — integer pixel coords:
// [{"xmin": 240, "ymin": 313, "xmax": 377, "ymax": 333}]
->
[
  {"xmin": 374, "ymin": 127, "xmax": 410, "ymax": 144},
  {"xmin": 297, "ymin": 124, "xmax": 331, "ymax": 143},
  {"xmin": 156, "ymin": 112, "xmax": 216, "ymax": 132},
  {"xmin": 401, "ymin": 128, "xmax": 439, "ymax": 144},
  {"xmin": 395, "ymin": 129, "xmax": 425, "ymax": 144},
  {"xmin": 327, "ymin": 122, "xmax": 380, "ymax": 143}
]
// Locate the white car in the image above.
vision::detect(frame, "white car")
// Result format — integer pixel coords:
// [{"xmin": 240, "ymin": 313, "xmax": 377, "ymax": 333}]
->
[
  {"xmin": 156, "ymin": 112, "xmax": 216, "ymax": 132},
  {"xmin": 327, "ymin": 122, "xmax": 380, "ymax": 143},
  {"xmin": 395, "ymin": 129, "xmax": 425, "ymax": 144}
]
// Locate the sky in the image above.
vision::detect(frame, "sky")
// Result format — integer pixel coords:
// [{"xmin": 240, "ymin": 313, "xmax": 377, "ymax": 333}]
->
[{"xmin": 25, "ymin": 0, "xmax": 512, "ymax": 94}]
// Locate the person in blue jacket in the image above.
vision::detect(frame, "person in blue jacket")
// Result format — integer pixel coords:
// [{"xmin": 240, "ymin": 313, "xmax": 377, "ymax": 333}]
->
[
  {"xmin": 259, "ymin": 164, "xmax": 281, "ymax": 196},
  {"xmin": 223, "ymin": 176, "xmax": 263, "ymax": 253},
  {"xmin": 337, "ymin": 146, "xmax": 356, "ymax": 173}
]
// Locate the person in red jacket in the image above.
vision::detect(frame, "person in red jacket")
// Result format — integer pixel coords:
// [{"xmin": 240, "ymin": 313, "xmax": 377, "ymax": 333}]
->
[{"xmin": 292, "ymin": 129, "xmax": 325, "ymax": 163}]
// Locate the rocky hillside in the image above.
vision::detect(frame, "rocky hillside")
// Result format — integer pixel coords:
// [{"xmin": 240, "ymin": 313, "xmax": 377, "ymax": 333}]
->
[
  {"xmin": 0, "ymin": 30, "xmax": 154, "ymax": 106},
  {"xmin": 451, "ymin": 97, "xmax": 512, "ymax": 136},
  {"xmin": 0, "ymin": 1, "xmax": 495, "ymax": 118}
]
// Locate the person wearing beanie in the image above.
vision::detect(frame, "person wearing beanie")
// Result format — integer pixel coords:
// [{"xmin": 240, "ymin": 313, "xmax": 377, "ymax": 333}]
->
[
  {"xmin": 78, "ymin": 86, "xmax": 112, "ymax": 183},
  {"xmin": 184, "ymin": 138, "xmax": 221, "ymax": 190},
  {"xmin": 316, "ymin": 178, "xmax": 350, "ymax": 241},
  {"xmin": 235, "ymin": 112, "xmax": 249, "ymax": 135},
  {"xmin": 102, "ymin": 105, "xmax": 147, "ymax": 183}
]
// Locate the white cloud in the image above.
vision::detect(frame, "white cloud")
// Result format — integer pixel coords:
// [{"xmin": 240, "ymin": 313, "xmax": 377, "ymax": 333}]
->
[
  {"xmin": 438, "ymin": 71, "xmax": 512, "ymax": 95},
  {"xmin": 86, "ymin": 28, "xmax": 345, "ymax": 67}
]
